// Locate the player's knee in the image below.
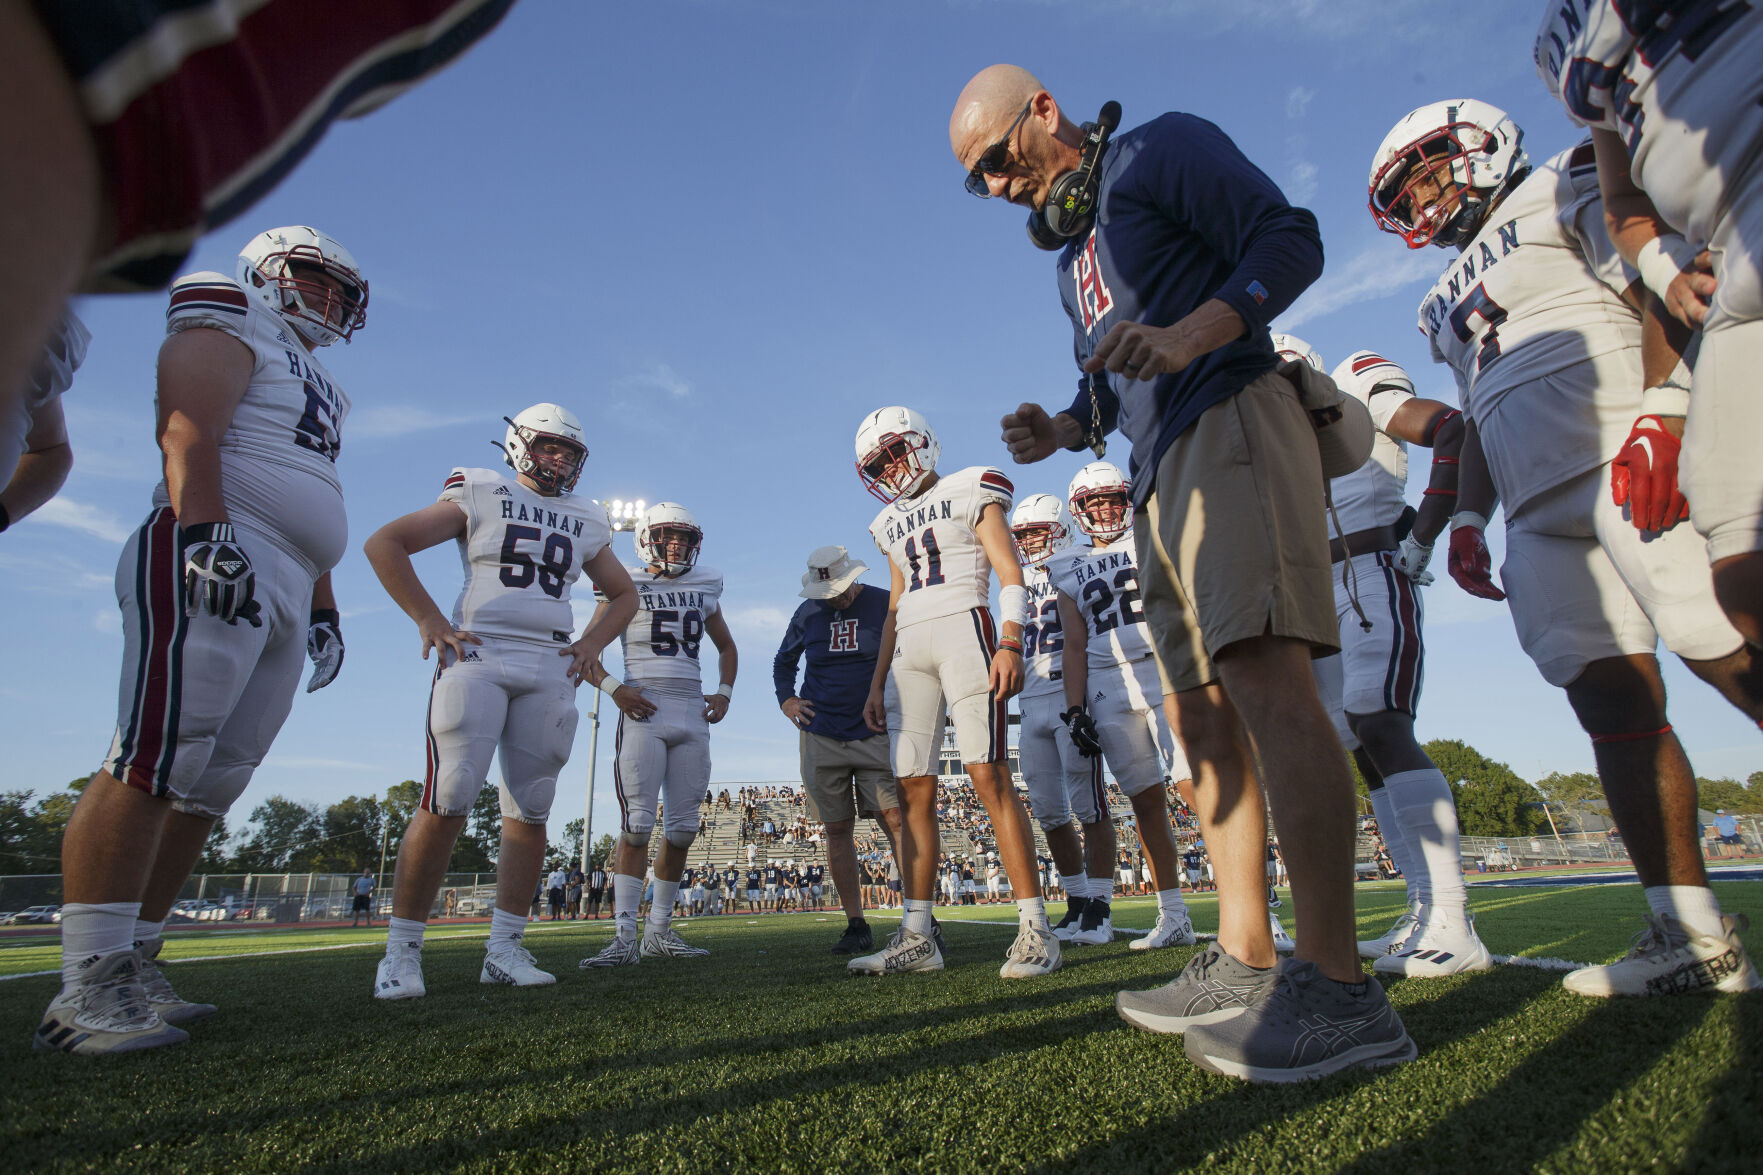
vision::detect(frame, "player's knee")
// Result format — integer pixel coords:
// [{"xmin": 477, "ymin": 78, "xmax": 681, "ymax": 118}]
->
[
  {"xmin": 499, "ymin": 778, "xmax": 555, "ymax": 825},
  {"xmin": 823, "ymin": 818, "xmax": 855, "ymax": 838},
  {"xmin": 620, "ymin": 827, "xmax": 652, "ymax": 850},
  {"xmin": 1038, "ymin": 813, "xmax": 1073, "ymax": 834},
  {"xmin": 1347, "ymin": 710, "xmax": 1420, "ymax": 767},
  {"xmin": 1565, "ymin": 656, "xmax": 1667, "ymax": 734},
  {"xmin": 664, "ymin": 828, "xmax": 696, "ymax": 851}
]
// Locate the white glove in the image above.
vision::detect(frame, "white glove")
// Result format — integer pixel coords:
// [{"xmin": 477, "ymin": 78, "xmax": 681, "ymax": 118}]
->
[
  {"xmin": 306, "ymin": 608, "xmax": 344, "ymax": 692},
  {"xmin": 1392, "ymin": 535, "xmax": 1435, "ymax": 585},
  {"xmin": 181, "ymin": 522, "xmax": 261, "ymax": 627}
]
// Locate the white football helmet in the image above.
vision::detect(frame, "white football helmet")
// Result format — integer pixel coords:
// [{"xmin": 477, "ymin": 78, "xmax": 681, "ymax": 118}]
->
[
  {"xmin": 236, "ymin": 225, "xmax": 368, "ymax": 346},
  {"xmin": 1010, "ymin": 493, "xmax": 1073, "ymax": 567},
  {"xmin": 1068, "ymin": 461, "xmax": 1132, "ymax": 544},
  {"xmin": 637, "ymin": 502, "xmax": 702, "ymax": 577},
  {"xmin": 855, "ymin": 406, "xmax": 940, "ymax": 503},
  {"xmin": 1368, "ymin": 100, "xmax": 1528, "ymax": 249},
  {"xmin": 502, "ymin": 403, "xmax": 587, "ymax": 495},
  {"xmin": 1270, "ymin": 333, "xmax": 1324, "ymax": 372}
]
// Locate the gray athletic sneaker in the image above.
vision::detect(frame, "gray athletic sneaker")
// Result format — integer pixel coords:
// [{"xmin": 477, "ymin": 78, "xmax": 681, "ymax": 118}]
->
[
  {"xmin": 137, "ymin": 937, "xmax": 218, "ymax": 1025},
  {"xmin": 1115, "ymin": 947, "xmax": 1277, "ymax": 1034},
  {"xmin": 1183, "ymin": 959, "xmax": 1417, "ymax": 1083}
]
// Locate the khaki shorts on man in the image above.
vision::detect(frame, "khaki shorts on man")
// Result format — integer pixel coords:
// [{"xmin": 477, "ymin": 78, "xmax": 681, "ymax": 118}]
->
[
  {"xmin": 800, "ymin": 730, "xmax": 897, "ymax": 823},
  {"xmin": 1133, "ymin": 369, "xmax": 1339, "ymax": 692}
]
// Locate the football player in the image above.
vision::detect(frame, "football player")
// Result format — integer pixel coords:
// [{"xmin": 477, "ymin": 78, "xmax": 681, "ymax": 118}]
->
[
  {"xmin": 1371, "ymin": 100, "xmax": 1760, "ymax": 995},
  {"xmin": 579, "ymin": 502, "xmax": 738, "ymax": 967},
  {"xmin": 1534, "ymin": 5, "xmax": 1763, "ymax": 653},
  {"xmin": 363, "ymin": 404, "xmax": 637, "ymax": 999},
  {"xmin": 1, "ymin": 310, "xmax": 84, "ymax": 539},
  {"xmin": 1009, "ymin": 494, "xmax": 1116, "ymax": 944},
  {"xmin": 1271, "ymin": 334, "xmax": 1491, "ymax": 976},
  {"xmin": 1047, "ymin": 463, "xmax": 1198, "ymax": 958},
  {"xmin": 39, "ymin": 227, "xmax": 366, "ymax": 1054},
  {"xmin": 848, "ymin": 406, "xmax": 1060, "ymax": 979}
]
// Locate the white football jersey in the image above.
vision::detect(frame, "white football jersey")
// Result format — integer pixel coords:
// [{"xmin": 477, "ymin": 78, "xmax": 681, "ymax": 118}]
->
[
  {"xmin": 1020, "ymin": 563, "xmax": 1068, "ymax": 700},
  {"xmin": 437, "ymin": 468, "xmax": 612, "ymax": 646},
  {"xmin": 1419, "ymin": 143, "xmax": 1641, "ymax": 515},
  {"xmin": 1325, "ymin": 351, "xmax": 1413, "ymax": 536},
  {"xmin": 1536, "ymin": 2, "xmax": 1763, "ymax": 251},
  {"xmin": 869, "ymin": 466, "xmax": 1014, "ymax": 629},
  {"xmin": 608, "ymin": 563, "xmax": 725, "ymax": 695},
  {"xmin": 153, "ymin": 272, "xmax": 352, "ymax": 574},
  {"xmin": 1047, "ymin": 536, "xmax": 1154, "ymax": 671}
]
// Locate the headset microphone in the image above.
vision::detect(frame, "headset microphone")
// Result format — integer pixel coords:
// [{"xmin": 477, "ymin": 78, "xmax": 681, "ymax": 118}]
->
[{"xmin": 1027, "ymin": 101, "xmax": 1121, "ymax": 251}]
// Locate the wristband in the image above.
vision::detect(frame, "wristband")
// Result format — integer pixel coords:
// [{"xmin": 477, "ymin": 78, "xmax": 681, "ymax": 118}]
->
[
  {"xmin": 1634, "ymin": 233, "xmax": 1699, "ymax": 299},
  {"xmin": 310, "ymin": 607, "xmax": 340, "ymax": 627},
  {"xmin": 998, "ymin": 583, "xmax": 1030, "ymax": 626},
  {"xmin": 599, "ymin": 674, "xmax": 623, "ymax": 696},
  {"xmin": 1422, "ymin": 488, "xmax": 1459, "ymax": 497},
  {"xmin": 1450, "ymin": 510, "xmax": 1488, "ymax": 533},
  {"xmin": 997, "ymin": 640, "xmax": 1023, "ymax": 655},
  {"xmin": 1638, "ymin": 383, "xmax": 1690, "ymax": 418},
  {"xmin": 716, "ymin": 683, "xmax": 734, "ymax": 699}
]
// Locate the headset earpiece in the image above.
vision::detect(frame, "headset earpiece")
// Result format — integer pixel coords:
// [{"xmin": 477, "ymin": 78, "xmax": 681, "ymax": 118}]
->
[{"xmin": 1024, "ymin": 101, "xmax": 1121, "ymax": 250}]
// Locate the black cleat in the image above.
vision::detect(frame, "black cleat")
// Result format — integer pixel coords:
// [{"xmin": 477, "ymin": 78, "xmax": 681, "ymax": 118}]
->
[
  {"xmin": 931, "ymin": 917, "xmax": 949, "ymax": 959},
  {"xmin": 1052, "ymin": 897, "xmax": 1089, "ymax": 942},
  {"xmin": 831, "ymin": 922, "xmax": 874, "ymax": 955}
]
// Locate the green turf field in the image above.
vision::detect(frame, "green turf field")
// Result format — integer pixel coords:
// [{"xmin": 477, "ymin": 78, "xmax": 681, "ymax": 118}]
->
[{"xmin": 3, "ymin": 880, "xmax": 1759, "ymax": 1173}]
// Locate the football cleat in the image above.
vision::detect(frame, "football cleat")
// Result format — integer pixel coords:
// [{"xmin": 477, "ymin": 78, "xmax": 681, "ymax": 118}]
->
[
  {"xmin": 481, "ymin": 945, "xmax": 557, "ymax": 987},
  {"xmin": 1130, "ymin": 911, "xmax": 1198, "ymax": 950},
  {"xmin": 137, "ymin": 937, "xmax": 217, "ymax": 1025},
  {"xmin": 849, "ymin": 927, "xmax": 944, "ymax": 976},
  {"xmin": 579, "ymin": 935, "xmax": 641, "ymax": 969},
  {"xmin": 1359, "ymin": 901, "xmax": 1422, "ymax": 959},
  {"xmin": 1051, "ymin": 896, "xmax": 1088, "ymax": 942},
  {"xmin": 830, "ymin": 922, "xmax": 874, "ymax": 955},
  {"xmin": 1563, "ymin": 913, "xmax": 1759, "ymax": 997},
  {"xmin": 931, "ymin": 917, "xmax": 950, "ymax": 960},
  {"xmin": 374, "ymin": 944, "xmax": 427, "ymax": 1000},
  {"xmin": 1116, "ymin": 947, "xmax": 1276, "ymax": 1034},
  {"xmin": 34, "ymin": 950, "xmax": 190, "ymax": 1054},
  {"xmin": 999, "ymin": 923, "xmax": 1063, "ymax": 979},
  {"xmin": 641, "ymin": 926, "xmax": 709, "ymax": 958},
  {"xmin": 1270, "ymin": 912, "xmax": 1296, "ymax": 954},
  {"xmin": 1373, "ymin": 907, "xmax": 1494, "ymax": 977},
  {"xmin": 1069, "ymin": 904, "xmax": 1113, "ymax": 946}
]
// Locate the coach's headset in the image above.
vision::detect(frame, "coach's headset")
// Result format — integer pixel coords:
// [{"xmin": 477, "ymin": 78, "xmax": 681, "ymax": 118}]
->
[{"xmin": 1026, "ymin": 101, "xmax": 1122, "ymax": 251}]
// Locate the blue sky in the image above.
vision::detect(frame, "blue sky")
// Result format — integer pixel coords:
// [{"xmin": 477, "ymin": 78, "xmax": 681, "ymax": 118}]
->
[{"xmin": 5, "ymin": 0, "xmax": 1755, "ymax": 847}]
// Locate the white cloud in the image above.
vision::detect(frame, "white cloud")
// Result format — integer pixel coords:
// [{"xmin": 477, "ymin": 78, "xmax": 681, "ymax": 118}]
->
[
  {"xmin": 1286, "ymin": 158, "xmax": 1319, "ymax": 205},
  {"xmin": 725, "ymin": 605, "xmax": 791, "ymax": 638},
  {"xmin": 620, "ymin": 363, "xmax": 692, "ymax": 400},
  {"xmin": 27, "ymin": 497, "xmax": 132, "ymax": 543},
  {"xmin": 258, "ymin": 754, "xmax": 388, "ymax": 772},
  {"xmin": 92, "ymin": 609, "xmax": 119, "ymax": 634},
  {"xmin": 1274, "ymin": 244, "xmax": 1442, "ymax": 332},
  {"xmin": 1285, "ymin": 86, "xmax": 1317, "ymax": 120},
  {"xmin": 346, "ymin": 405, "xmax": 480, "ymax": 441}
]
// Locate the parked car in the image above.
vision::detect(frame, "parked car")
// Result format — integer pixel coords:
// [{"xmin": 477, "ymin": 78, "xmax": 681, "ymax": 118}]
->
[
  {"xmin": 169, "ymin": 900, "xmax": 227, "ymax": 923},
  {"xmin": 8, "ymin": 905, "xmax": 61, "ymax": 924}
]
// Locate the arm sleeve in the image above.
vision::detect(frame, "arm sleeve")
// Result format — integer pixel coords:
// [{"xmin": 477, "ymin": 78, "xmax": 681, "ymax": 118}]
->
[
  {"xmin": 772, "ymin": 604, "xmax": 808, "ymax": 704},
  {"xmin": 1128, "ymin": 115, "xmax": 1325, "ymax": 331}
]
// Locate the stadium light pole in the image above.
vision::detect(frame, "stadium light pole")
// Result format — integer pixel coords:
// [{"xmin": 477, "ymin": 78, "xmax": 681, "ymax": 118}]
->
[
  {"xmin": 1529, "ymin": 778, "xmax": 1569, "ymax": 861},
  {"xmin": 581, "ymin": 497, "xmax": 645, "ymax": 878}
]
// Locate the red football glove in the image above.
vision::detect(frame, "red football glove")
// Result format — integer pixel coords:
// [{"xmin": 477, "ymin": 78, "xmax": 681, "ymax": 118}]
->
[
  {"xmin": 1448, "ymin": 517, "xmax": 1505, "ymax": 601},
  {"xmin": 1610, "ymin": 414, "xmax": 1689, "ymax": 532}
]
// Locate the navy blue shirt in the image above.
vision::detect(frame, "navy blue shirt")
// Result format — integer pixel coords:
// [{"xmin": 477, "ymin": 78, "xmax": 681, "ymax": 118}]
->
[
  {"xmin": 772, "ymin": 583, "xmax": 889, "ymax": 742},
  {"xmin": 1056, "ymin": 113, "xmax": 1324, "ymax": 505}
]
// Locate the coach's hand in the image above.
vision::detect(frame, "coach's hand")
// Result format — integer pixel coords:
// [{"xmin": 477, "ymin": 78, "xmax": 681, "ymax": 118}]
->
[
  {"xmin": 1611, "ymin": 413, "xmax": 1689, "ymax": 532},
  {"xmin": 781, "ymin": 696, "xmax": 815, "ymax": 729},
  {"xmin": 418, "ymin": 613, "xmax": 481, "ymax": 664},
  {"xmin": 863, "ymin": 686, "xmax": 887, "ymax": 734},
  {"xmin": 1062, "ymin": 706, "xmax": 1102, "ymax": 757},
  {"xmin": 305, "ymin": 608, "xmax": 344, "ymax": 692},
  {"xmin": 181, "ymin": 521, "xmax": 262, "ymax": 627},
  {"xmin": 615, "ymin": 682, "xmax": 657, "ymax": 720},
  {"xmin": 1447, "ymin": 513, "xmax": 1505, "ymax": 601},
  {"xmin": 1085, "ymin": 320, "xmax": 1197, "ymax": 382},
  {"xmin": 989, "ymin": 647, "xmax": 1023, "ymax": 700},
  {"xmin": 1000, "ymin": 403, "xmax": 1078, "ymax": 465}
]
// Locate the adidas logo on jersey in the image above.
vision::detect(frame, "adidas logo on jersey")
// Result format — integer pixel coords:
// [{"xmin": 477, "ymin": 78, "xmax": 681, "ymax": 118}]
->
[
  {"xmin": 494, "ymin": 485, "xmax": 512, "ymax": 497},
  {"xmin": 459, "ymin": 650, "xmax": 482, "ymax": 663}
]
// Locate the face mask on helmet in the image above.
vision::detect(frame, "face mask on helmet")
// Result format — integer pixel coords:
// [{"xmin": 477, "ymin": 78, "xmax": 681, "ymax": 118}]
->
[
  {"xmin": 1010, "ymin": 493, "xmax": 1072, "ymax": 567},
  {"xmin": 1068, "ymin": 464, "xmax": 1131, "ymax": 544},
  {"xmin": 638, "ymin": 504, "xmax": 702, "ymax": 577},
  {"xmin": 236, "ymin": 226, "xmax": 368, "ymax": 346},
  {"xmin": 501, "ymin": 404, "xmax": 587, "ymax": 495},
  {"xmin": 854, "ymin": 407, "xmax": 941, "ymax": 503},
  {"xmin": 1369, "ymin": 102, "xmax": 1527, "ymax": 250},
  {"xmin": 1270, "ymin": 333, "xmax": 1324, "ymax": 372}
]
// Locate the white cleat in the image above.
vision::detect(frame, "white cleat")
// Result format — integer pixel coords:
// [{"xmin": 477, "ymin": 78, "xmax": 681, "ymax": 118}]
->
[
  {"xmin": 849, "ymin": 927, "xmax": 944, "ymax": 975},
  {"xmin": 34, "ymin": 950, "xmax": 190, "ymax": 1054},
  {"xmin": 580, "ymin": 935, "xmax": 641, "ymax": 969},
  {"xmin": 1359, "ymin": 901, "xmax": 1421, "ymax": 959},
  {"xmin": 1269, "ymin": 912, "xmax": 1295, "ymax": 954},
  {"xmin": 1564, "ymin": 913, "xmax": 1760, "ymax": 997},
  {"xmin": 1373, "ymin": 907, "xmax": 1494, "ymax": 977},
  {"xmin": 137, "ymin": 937, "xmax": 217, "ymax": 1025},
  {"xmin": 1130, "ymin": 911, "xmax": 1198, "ymax": 950},
  {"xmin": 1069, "ymin": 912, "xmax": 1113, "ymax": 946},
  {"xmin": 374, "ymin": 945, "xmax": 427, "ymax": 1000},
  {"xmin": 641, "ymin": 926, "xmax": 710, "ymax": 958},
  {"xmin": 1000, "ymin": 923, "xmax": 1063, "ymax": 979},
  {"xmin": 481, "ymin": 945, "xmax": 557, "ymax": 986}
]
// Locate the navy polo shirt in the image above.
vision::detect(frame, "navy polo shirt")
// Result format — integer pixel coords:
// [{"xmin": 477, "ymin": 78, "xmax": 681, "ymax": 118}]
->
[{"xmin": 772, "ymin": 583, "xmax": 888, "ymax": 742}]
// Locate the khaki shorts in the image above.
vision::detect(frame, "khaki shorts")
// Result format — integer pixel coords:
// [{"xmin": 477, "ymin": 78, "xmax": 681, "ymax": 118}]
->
[
  {"xmin": 800, "ymin": 730, "xmax": 897, "ymax": 822},
  {"xmin": 1134, "ymin": 370, "xmax": 1339, "ymax": 693}
]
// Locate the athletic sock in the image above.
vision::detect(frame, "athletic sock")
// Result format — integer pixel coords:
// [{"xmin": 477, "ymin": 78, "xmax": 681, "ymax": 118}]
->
[
  {"xmin": 488, "ymin": 907, "xmax": 526, "ymax": 952},
  {"xmin": 1386, "ymin": 767, "xmax": 1467, "ymax": 913},
  {"xmin": 902, "ymin": 898, "xmax": 934, "ymax": 936},
  {"xmin": 59, "ymin": 902, "xmax": 141, "ymax": 988},
  {"xmin": 648, "ymin": 881, "xmax": 679, "ymax": 932},
  {"xmin": 1645, "ymin": 885, "xmax": 1725, "ymax": 940},
  {"xmin": 1016, "ymin": 896, "xmax": 1049, "ymax": 930},
  {"xmin": 1156, "ymin": 887, "xmax": 1188, "ymax": 919},
  {"xmin": 1057, "ymin": 872, "xmax": 1087, "ymax": 902},
  {"xmin": 132, "ymin": 916, "xmax": 167, "ymax": 948},
  {"xmin": 1087, "ymin": 873, "xmax": 1113, "ymax": 903},
  {"xmin": 386, "ymin": 916, "xmax": 426, "ymax": 953},
  {"xmin": 1368, "ymin": 785, "xmax": 1421, "ymax": 906},
  {"xmin": 613, "ymin": 874, "xmax": 643, "ymax": 940}
]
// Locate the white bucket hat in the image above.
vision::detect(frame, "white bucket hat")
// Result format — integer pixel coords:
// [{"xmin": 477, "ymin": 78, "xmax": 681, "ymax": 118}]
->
[{"xmin": 800, "ymin": 544, "xmax": 868, "ymax": 599}]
